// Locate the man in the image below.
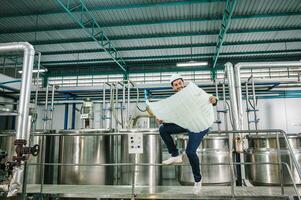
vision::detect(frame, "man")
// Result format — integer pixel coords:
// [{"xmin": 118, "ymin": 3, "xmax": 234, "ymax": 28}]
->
[{"xmin": 158, "ymin": 74, "xmax": 217, "ymax": 194}]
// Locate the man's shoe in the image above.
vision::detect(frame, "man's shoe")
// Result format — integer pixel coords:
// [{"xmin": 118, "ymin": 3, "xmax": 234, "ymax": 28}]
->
[
  {"xmin": 162, "ymin": 154, "xmax": 182, "ymax": 165},
  {"xmin": 193, "ymin": 181, "xmax": 202, "ymax": 194}
]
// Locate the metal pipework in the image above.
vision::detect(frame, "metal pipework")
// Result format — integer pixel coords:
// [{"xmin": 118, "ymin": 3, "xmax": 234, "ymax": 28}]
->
[
  {"xmin": 49, "ymin": 85, "xmax": 56, "ymax": 129},
  {"xmin": 215, "ymin": 81, "xmax": 221, "ymax": 131},
  {"xmin": 234, "ymin": 61, "xmax": 301, "ymax": 131},
  {"xmin": 224, "ymin": 62, "xmax": 239, "ymax": 130},
  {"xmin": 43, "ymin": 84, "xmax": 49, "ymax": 130},
  {"xmin": 0, "ymin": 42, "xmax": 35, "ymax": 140}
]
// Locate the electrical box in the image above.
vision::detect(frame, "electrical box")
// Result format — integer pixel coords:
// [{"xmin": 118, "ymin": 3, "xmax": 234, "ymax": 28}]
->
[{"xmin": 128, "ymin": 133, "xmax": 143, "ymax": 154}]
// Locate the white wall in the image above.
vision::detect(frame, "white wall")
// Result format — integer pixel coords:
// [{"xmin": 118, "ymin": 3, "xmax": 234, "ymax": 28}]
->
[{"xmin": 213, "ymin": 98, "xmax": 301, "ymax": 133}]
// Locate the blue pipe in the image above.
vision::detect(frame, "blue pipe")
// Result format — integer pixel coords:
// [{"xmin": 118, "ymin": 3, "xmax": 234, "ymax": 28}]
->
[
  {"xmin": 71, "ymin": 98, "xmax": 76, "ymax": 129},
  {"xmin": 0, "ymin": 80, "xmax": 21, "ymax": 84},
  {"xmin": 64, "ymin": 103, "xmax": 69, "ymax": 130}
]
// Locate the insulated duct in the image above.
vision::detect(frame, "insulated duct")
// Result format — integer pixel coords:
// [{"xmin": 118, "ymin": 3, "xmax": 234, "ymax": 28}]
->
[{"xmin": 0, "ymin": 42, "xmax": 35, "ymax": 140}]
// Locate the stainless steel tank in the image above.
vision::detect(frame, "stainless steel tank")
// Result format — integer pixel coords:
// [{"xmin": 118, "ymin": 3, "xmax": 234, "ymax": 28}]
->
[
  {"xmin": 177, "ymin": 134, "xmax": 231, "ymax": 185},
  {"xmin": 58, "ymin": 129, "xmax": 114, "ymax": 185},
  {"xmin": 120, "ymin": 128, "xmax": 162, "ymax": 186},
  {"xmin": 0, "ymin": 130, "xmax": 55, "ymax": 184},
  {"xmin": 245, "ymin": 134, "xmax": 301, "ymax": 185}
]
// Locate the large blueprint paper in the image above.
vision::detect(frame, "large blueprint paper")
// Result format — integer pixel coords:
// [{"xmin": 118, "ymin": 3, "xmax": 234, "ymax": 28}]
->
[{"xmin": 147, "ymin": 82, "xmax": 214, "ymax": 132}]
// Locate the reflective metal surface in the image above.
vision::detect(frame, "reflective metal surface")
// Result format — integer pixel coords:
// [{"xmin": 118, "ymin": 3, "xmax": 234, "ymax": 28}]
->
[
  {"xmin": 177, "ymin": 134, "xmax": 231, "ymax": 185},
  {"xmin": 58, "ymin": 129, "xmax": 113, "ymax": 185},
  {"xmin": 120, "ymin": 128, "xmax": 162, "ymax": 186},
  {"xmin": 245, "ymin": 133, "xmax": 301, "ymax": 185}
]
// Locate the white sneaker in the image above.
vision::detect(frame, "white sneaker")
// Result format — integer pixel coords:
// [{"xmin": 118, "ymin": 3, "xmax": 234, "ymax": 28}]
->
[
  {"xmin": 162, "ymin": 154, "xmax": 182, "ymax": 165},
  {"xmin": 193, "ymin": 181, "xmax": 202, "ymax": 194}
]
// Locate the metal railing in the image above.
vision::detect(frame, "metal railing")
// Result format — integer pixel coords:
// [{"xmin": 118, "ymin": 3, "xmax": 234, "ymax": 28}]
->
[{"xmin": 1, "ymin": 129, "xmax": 301, "ymax": 199}]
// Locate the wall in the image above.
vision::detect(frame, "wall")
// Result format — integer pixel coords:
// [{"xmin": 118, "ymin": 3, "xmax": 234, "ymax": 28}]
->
[{"xmin": 213, "ymin": 97, "xmax": 301, "ymax": 134}]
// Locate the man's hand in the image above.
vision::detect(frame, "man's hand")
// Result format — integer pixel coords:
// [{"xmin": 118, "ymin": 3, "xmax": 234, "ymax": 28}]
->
[{"xmin": 209, "ymin": 96, "xmax": 217, "ymax": 104}]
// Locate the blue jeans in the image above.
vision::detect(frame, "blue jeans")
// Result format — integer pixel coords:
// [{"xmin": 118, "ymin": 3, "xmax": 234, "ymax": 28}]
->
[{"xmin": 159, "ymin": 123, "xmax": 209, "ymax": 182}]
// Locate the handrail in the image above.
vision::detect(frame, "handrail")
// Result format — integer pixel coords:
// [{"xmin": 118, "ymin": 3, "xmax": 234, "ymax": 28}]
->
[
  {"xmin": 4, "ymin": 128, "xmax": 299, "ymax": 199},
  {"xmin": 25, "ymin": 161, "xmax": 300, "ymax": 199}
]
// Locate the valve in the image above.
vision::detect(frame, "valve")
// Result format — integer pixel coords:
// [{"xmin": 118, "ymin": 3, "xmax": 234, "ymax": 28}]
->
[{"xmin": 12, "ymin": 139, "xmax": 40, "ymax": 166}]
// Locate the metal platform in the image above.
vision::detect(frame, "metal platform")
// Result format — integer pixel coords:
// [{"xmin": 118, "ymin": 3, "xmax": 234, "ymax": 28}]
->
[{"xmin": 24, "ymin": 185, "xmax": 299, "ymax": 199}]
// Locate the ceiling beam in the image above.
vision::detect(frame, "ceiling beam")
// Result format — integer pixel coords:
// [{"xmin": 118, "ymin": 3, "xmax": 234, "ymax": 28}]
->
[
  {"xmin": 0, "ymin": 0, "xmax": 225, "ymax": 18},
  {"xmin": 212, "ymin": 0, "xmax": 237, "ymax": 79},
  {"xmin": 41, "ymin": 38, "xmax": 301, "ymax": 55},
  {"xmin": 1, "ymin": 12, "xmax": 300, "ymax": 35},
  {"xmin": 41, "ymin": 49, "xmax": 301, "ymax": 66},
  {"xmin": 45, "ymin": 54, "xmax": 301, "ymax": 77},
  {"xmin": 28, "ymin": 26, "xmax": 301, "ymax": 46},
  {"xmin": 55, "ymin": 0, "xmax": 127, "ymax": 72}
]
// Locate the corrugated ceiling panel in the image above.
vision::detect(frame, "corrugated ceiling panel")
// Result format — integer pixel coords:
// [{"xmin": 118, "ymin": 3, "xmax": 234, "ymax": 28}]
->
[
  {"xmin": 41, "ymin": 52, "xmax": 110, "ymax": 62},
  {"xmin": 230, "ymin": 16, "xmax": 301, "ymax": 30},
  {"xmin": 225, "ymin": 30, "xmax": 301, "ymax": 42},
  {"xmin": 235, "ymin": 0, "xmax": 301, "ymax": 15}
]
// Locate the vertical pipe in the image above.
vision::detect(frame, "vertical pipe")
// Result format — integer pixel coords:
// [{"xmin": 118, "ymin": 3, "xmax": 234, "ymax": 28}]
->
[
  {"xmin": 71, "ymin": 98, "xmax": 76, "ymax": 129},
  {"xmin": 122, "ymin": 82, "xmax": 126, "ymax": 128},
  {"xmin": 251, "ymin": 77, "xmax": 258, "ymax": 130},
  {"xmin": 225, "ymin": 62, "xmax": 239, "ymax": 130},
  {"xmin": 245, "ymin": 82, "xmax": 250, "ymax": 131},
  {"xmin": 64, "ymin": 103, "xmax": 69, "ymax": 130},
  {"xmin": 0, "ymin": 43, "xmax": 35, "ymax": 140},
  {"xmin": 102, "ymin": 84, "xmax": 106, "ymax": 129},
  {"xmin": 0, "ymin": 42, "xmax": 35, "ymax": 196},
  {"xmin": 234, "ymin": 66, "xmax": 244, "ymax": 130},
  {"xmin": 109, "ymin": 84, "xmax": 113, "ymax": 129},
  {"xmin": 215, "ymin": 81, "xmax": 221, "ymax": 131},
  {"xmin": 222, "ymin": 83, "xmax": 228, "ymax": 131},
  {"xmin": 225, "ymin": 62, "xmax": 242, "ymax": 186},
  {"xmin": 49, "ymin": 85, "xmax": 55, "ymax": 129},
  {"xmin": 43, "ymin": 85, "xmax": 49, "ymax": 131},
  {"xmin": 115, "ymin": 83, "xmax": 119, "ymax": 130},
  {"xmin": 34, "ymin": 52, "xmax": 41, "ymax": 109},
  {"xmin": 127, "ymin": 81, "xmax": 130, "ymax": 126}
]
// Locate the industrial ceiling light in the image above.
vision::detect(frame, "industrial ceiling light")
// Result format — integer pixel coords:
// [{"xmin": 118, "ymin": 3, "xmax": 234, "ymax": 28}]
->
[
  {"xmin": 176, "ymin": 3, "xmax": 208, "ymax": 68},
  {"xmin": 18, "ymin": 69, "xmax": 48, "ymax": 74},
  {"xmin": 176, "ymin": 61, "xmax": 208, "ymax": 67}
]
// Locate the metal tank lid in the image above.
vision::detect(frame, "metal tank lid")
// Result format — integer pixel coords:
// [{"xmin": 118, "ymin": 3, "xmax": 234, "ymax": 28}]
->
[
  {"xmin": 59, "ymin": 128, "xmax": 112, "ymax": 134},
  {"xmin": 0, "ymin": 130, "xmax": 55, "ymax": 134},
  {"xmin": 119, "ymin": 128, "xmax": 159, "ymax": 133},
  {"xmin": 247, "ymin": 133, "xmax": 301, "ymax": 139}
]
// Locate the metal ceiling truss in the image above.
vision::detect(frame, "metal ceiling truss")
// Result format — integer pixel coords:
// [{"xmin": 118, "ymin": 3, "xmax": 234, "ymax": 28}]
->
[
  {"xmin": 30, "ymin": 26, "xmax": 301, "ymax": 46},
  {"xmin": 0, "ymin": 0, "xmax": 226, "ymax": 18},
  {"xmin": 211, "ymin": 0, "xmax": 237, "ymax": 80},
  {"xmin": 1, "ymin": 11, "xmax": 300, "ymax": 35},
  {"xmin": 41, "ymin": 38, "xmax": 301, "ymax": 55},
  {"xmin": 41, "ymin": 49, "xmax": 301, "ymax": 66},
  {"xmin": 55, "ymin": 0, "xmax": 127, "ymax": 73}
]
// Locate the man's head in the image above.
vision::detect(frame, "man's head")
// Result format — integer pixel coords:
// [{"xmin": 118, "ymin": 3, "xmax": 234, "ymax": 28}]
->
[{"xmin": 169, "ymin": 74, "xmax": 184, "ymax": 92}]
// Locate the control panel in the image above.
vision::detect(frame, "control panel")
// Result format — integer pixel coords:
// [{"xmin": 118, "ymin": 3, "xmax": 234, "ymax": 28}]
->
[{"xmin": 128, "ymin": 133, "xmax": 143, "ymax": 154}]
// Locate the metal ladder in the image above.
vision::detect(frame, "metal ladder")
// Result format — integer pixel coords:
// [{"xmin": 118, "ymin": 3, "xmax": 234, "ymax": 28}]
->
[{"xmin": 245, "ymin": 75, "xmax": 259, "ymax": 130}]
